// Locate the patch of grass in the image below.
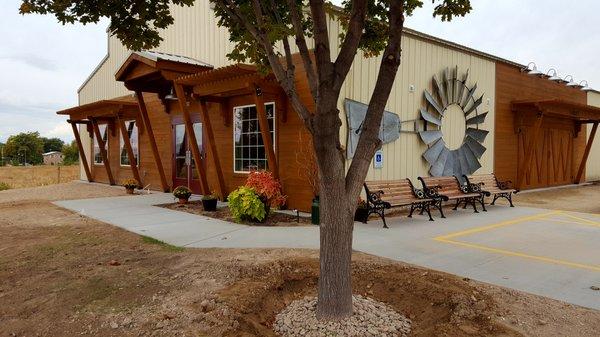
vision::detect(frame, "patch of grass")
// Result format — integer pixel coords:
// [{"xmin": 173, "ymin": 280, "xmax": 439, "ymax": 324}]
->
[
  {"xmin": 0, "ymin": 182, "xmax": 10, "ymax": 191},
  {"xmin": 141, "ymin": 235, "xmax": 184, "ymax": 252}
]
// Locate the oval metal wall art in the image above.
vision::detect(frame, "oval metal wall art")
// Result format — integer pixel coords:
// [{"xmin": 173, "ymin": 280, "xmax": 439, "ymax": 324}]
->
[{"xmin": 419, "ymin": 67, "xmax": 489, "ymax": 178}]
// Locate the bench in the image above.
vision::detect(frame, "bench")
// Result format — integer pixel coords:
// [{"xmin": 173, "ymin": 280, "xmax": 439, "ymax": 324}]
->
[
  {"xmin": 364, "ymin": 179, "xmax": 436, "ymax": 228},
  {"xmin": 463, "ymin": 173, "xmax": 516, "ymax": 207},
  {"xmin": 418, "ymin": 176, "xmax": 485, "ymax": 217}
]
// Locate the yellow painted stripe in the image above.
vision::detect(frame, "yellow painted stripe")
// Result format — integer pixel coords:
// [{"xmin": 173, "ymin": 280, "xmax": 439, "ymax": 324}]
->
[
  {"xmin": 545, "ymin": 218, "xmax": 600, "ymax": 228},
  {"xmin": 561, "ymin": 213, "xmax": 600, "ymax": 227},
  {"xmin": 435, "ymin": 238, "xmax": 600, "ymax": 272},
  {"xmin": 434, "ymin": 210, "xmax": 562, "ymax": 240}
]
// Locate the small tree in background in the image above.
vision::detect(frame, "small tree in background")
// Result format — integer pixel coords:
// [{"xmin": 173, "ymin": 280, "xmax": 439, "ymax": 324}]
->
[
  {"xmin": 62, "ymin": 140, "xmax": 80, "ymax": 165},
  {"xmin": 41, "ymin": 137, "xmax": 65, "ymax": 153},
  {"xmin": 21, "ymin": 0, "xmax": 472, "ymax": 319}
]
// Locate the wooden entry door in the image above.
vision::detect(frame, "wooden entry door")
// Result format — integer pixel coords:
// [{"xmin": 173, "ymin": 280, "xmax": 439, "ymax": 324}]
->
[
  {"xmin": 518, "ymin": 126, "xmax": 574, "ymax": 189},
  {"xmin": 172, "ymin": 122, "xmax": 205, "ymax": 194}
]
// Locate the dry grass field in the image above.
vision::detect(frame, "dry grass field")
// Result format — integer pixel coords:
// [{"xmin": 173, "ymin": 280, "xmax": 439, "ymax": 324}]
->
[{"xmin": 0, "ymin": 165, "xmax": 79, "ymax": 189}]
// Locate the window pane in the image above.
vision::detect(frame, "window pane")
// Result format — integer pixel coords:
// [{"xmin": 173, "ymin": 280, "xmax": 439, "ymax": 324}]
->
[
  {"xmin": 233, "ymin": 103, "xmax": 275, "ymax": 172},
  {"xmin": 120, "ymin": 121, "xmax": 138, "ymax": 166},
  {"xmin": 94, "ymin": 124, "xmax": 108, "ymax": 164}
]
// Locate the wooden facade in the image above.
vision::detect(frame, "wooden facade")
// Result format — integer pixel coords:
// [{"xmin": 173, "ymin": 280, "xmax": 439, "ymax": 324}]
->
[{"xmin": 494, "ymin": 62, "xmax": 589, "ymax": 190}]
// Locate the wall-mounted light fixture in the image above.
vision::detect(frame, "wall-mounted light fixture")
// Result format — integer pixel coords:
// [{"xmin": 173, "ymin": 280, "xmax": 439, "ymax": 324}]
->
[
  {"xmin": 522, "ymin": 62, "xmax": 543, "ymax": 76},
  {"xmin": 564, "ymin": 75, "xmax": 580, "ymax": 88},
  {"xmin": 546, "ymin": 68, "xmax": 563, "ymax": 82},
  {"xmin": 164, "ymin": 86, "xmax": 178, "ymax": 100},
  {"xmin": 579, "ymin": 80, "xmax": 594, "ymax": 92}
]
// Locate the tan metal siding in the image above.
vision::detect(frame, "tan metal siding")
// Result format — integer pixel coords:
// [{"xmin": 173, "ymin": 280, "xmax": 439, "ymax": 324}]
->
[{"xmin": 586, "ymin": 92, "xmax": 600, "ymax": 181}]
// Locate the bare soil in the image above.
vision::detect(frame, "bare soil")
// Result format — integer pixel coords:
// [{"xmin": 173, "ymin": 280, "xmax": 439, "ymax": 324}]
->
[
  {"xmin": 510, "ymin": 182, "xmax": 600, "ymax": 214},
  {"xmin": 160, "ymin": 200, "xmax": 312, "ymax": 226},
  {"xmin": 0, "ymin": 183, "xmax": 598, "ymax": 337}
]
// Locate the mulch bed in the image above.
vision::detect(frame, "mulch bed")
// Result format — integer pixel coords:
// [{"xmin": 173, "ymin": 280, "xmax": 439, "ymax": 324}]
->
[{"xmin": 159, "ymin": 200, "xmax": 312, "ymax": 227}]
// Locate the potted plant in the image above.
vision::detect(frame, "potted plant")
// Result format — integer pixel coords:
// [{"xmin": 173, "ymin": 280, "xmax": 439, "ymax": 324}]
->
[
  {"xmin": 354, "ymin": 198, "xmax": 369, "ymax": 223},
  {"xmin": 122, "ymin": 178, "xmax": 138, "ymax": 195},
  {"xmin": 173, "ymin": 186, "xmax": 192, "ymax": 204},
  {"xmin": 201, "ymin": 191, "xmax": 218, "ymax": 211}
]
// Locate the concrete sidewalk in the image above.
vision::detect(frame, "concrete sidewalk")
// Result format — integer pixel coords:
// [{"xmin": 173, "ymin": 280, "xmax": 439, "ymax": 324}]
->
[{"xmin": 54, "ymin": 193, "xmax": 600, "ymax": 310}]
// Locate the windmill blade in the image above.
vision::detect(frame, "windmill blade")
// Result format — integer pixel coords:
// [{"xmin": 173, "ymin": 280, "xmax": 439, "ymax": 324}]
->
[
  {"xmin": 466, "ymin": 127, "xmax": 489, "ymax": 142},
  {"xmin": 456, "ymin": 69, "xmax": 469, "ymax": 106},
  {"xmin": 465, "ymin": 135, "xmax": 486, "ymax": 158},
  {"xmin": 452, "ymin": 66, "xmax": 458, "ymax": 104},
  {"xmin": 457, "ymin": 147, "xmax": 470, "ymax": 176},
  {"xmin": 464, "ymin": 94, "xmax": 484, "ymax": 116},
  {"xmin": 420, "ymin": 108, "xmax": 442, "ymax": 126},
  {"xmin": 443, "ymin": 68, "xmax": 452, "ymax": 106},
  {"xmin": 430, "ymin": 148, "xmax": 449, "ymax": 176},
  {"xmin": 462, "ymin": 144, "xmax": 482, "ymax": 173},
  {"xmin": 423, "ymin": 138, "xmax": 445, "ymax": 165},
  {"xmin": 424, "ymin": 90, "xmax": 444, "ymax": 115},
  {"xmin": 461, "ymin": 83, "xmax": 477, "ymax": 109},
  {"xmin": 432, "ymin": 75, "xmax": 448, "ymax": 107},
  {"xmin": 443, "ymin": 150, "xmax": 457, "ymax": 176},
  {"xmin": 419, "ymin": 130, "xmax": 443, "ymax": 145},
  {"xmin": 466, "ymin": 112, "xmax": 488, "ymax": 125}
]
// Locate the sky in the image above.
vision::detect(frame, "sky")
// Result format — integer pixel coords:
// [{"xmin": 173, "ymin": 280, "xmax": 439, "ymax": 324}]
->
[{"xmin": 1, "ymin": 0, "xmax": 599, "ymax": 143}]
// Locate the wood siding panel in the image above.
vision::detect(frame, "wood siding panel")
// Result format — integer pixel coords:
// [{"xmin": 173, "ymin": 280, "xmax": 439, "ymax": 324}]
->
[{"xmin": 494, "ymin": 62, "xmax": 587, "ymax": 188}]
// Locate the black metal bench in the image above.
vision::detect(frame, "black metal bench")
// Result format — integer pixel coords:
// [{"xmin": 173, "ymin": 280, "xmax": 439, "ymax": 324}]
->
[
  {"xmin": 463, "ymin": 173, "xmax": 516, "ymax": 207},
  {"xmin": 364, "ymin": 179, "xmax": 436, "ymax": 228}
]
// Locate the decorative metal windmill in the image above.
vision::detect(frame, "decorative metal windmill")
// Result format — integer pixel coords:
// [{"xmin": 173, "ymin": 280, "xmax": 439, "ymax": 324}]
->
[{"xmin": 418, "ymin": 67, "xmax": 489, "ymax": 178}]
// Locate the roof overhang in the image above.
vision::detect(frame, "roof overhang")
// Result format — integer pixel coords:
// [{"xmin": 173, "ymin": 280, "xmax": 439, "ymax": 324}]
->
[
  {"xmin": 57, "ymin": 97, "xmax": 139, "ymax": 121},
  {"xmin": 511, "ymin": 99, "xmax": 600, "ymax": 123},
  {"xmin": 115, "ymin": 51, "xmax": 213, "ymax": 94},
  {"xmin": 175, "ymin": 64, "xmax": 281, "ymax": 98}
]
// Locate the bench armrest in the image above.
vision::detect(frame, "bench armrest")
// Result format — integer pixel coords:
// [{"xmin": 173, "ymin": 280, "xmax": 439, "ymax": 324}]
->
[
  {"xmin": 424, "ymin": 185, "xmax": 442, "ymax": 198},
  {"xmin": 497, "ymin": 180, "xmax": 513, "ymax": 190},
  {"xmin": 413, "ymin": 188, "xmax": 427, "ymax": 199},
  {"xmin": 464, "ymin": 181, "xmax": 484, "ymax": 193},
  {"xmin": 366, "ymin": 189, "xmax": 385, "ymax": 204}
]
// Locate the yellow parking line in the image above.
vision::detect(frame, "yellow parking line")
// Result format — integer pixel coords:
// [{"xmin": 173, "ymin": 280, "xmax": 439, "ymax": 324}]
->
[
  {"xmin": 545, "ymin": 218, "xmax": 600, "ymax": 228},
  {"xmin": 435, "ymin": 237, "xmax": 600, "ymax": 272},
  {"xmin": 434, "ymin": 210, "xmax": 562, "ymax": 241},
  {"xmin": 561, "ymin": 213, "xmax": 600, "ymax": 227}
]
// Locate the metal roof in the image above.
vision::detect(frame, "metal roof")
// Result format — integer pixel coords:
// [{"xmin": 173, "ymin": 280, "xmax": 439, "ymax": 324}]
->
[
  {"xmin": 134, "ymin": 50, "xmax": 213, "ymax": 68},
  {"xmin": 175, "ymin": 64, "xmax": 259, "ymax": 86}
]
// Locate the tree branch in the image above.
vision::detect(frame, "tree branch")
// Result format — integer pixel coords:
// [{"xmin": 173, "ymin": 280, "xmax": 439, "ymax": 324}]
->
[
  {"xmin": 286, "ymin": 0, "xmax": 318, "ymax": 102},
  {"xmin": 345, "ymin": 0, "xmax": 405, "ymax": 197},
  {"xmin": 333, "ymin": 0, "xmax": 368, "ymax": 91},
  {"xmin": 308, "ymin": 0, "xmax": 334, "ymax": 95}
]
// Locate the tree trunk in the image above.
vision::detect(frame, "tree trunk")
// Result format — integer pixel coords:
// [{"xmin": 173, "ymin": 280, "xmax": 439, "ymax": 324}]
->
[{"xmin": 312, "ymin": 103, "xmax": 356, "ymax": 320}]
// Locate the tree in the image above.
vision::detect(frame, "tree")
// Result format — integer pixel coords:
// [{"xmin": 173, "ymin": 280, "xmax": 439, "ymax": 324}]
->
[
  {"xmin": 4, "ymin": 132, "xmax": 44, "ymax": 165},
  {"xmin": 0, "ymin": 142, "xmax": 5, "ymax": 166},
  {"xmin": 41, "ymin": 137, "xmax": 65, "ymax": 153},
  {"xmin": 21, "ymin": 0, "xmax": 471, "ymax": 319},
  {"xmin": 62, "ymin": 140, "xmax": 80, "ymax": 165}
]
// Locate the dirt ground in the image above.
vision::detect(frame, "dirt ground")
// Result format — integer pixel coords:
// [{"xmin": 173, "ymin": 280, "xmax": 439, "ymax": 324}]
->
[
  {"xmin": 0, "ymin": 183, "xmax": 599, "ymax": 337},
  {"xmin": 510, "ymin": 182, "xmax": 600, "ymax": 214},
  {"xmin": 0, "ymin": 165, "xmax": 79, "ymax": 189}
]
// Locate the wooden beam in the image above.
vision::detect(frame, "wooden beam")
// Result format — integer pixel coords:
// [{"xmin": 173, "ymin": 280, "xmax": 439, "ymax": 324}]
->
[
  {"xmin": 69, "ymin": 121, "xmax": 93, "ymax": 182},
  {"xmin": 116, "ymin": 116, "xmax": 143, "ymax": 187},
  {"xmin": 253, "ymin": 85, "xmax": 278, "ymax": 178},
  {"xmin": 173, "ymin": 84, "xmax": 210, "ymax": 195},
  {"xmin": 198, "ymin": 99, "xmax": 226, "ymax": 199},
  {"xmin": 575, "ymin": 122, "xmax": 598, "ymax": 184},
  {"xmin": 91, "ymin": 119, "xmax": 115, "ymax": 185},
  {"xmin": 516, "ymin": 113, "xmax": 544, "ymax": 190},
  {"xmin": 135, "ymin": 91, "xmax": 170, "ymax": 192}
]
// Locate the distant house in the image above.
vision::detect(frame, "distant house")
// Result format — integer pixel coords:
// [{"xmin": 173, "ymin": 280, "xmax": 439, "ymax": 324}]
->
[{"xmin": 43, "ymin": 151, "xmax": 63, "ymax": 165}]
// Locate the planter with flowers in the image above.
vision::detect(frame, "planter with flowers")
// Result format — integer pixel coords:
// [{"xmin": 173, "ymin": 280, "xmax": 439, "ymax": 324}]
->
[
  {"xmin": 173, "ymin": 186, "xmax": 192, "ymax": 204},
  {"xmin": 201, "ymin": 192, "xmax": 218, "ymax": 211},
  {"xmin": 122, "ymin": 179, "xmax": 138, "ymax": 195}
]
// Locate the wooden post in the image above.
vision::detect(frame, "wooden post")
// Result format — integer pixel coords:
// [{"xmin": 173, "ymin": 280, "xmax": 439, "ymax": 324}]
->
[
  {"xmin": 198, "ymin": 99, "xmax": 227, "ymax": 199},
  {"xmin": 575, "ymin": 122, "xmax": 598, "ymax": 184},
  {"xmin": 69, "ymin": 121, "xmax": 93, "ymax": 182},
  {"xmin": 516, "ymin": 113, "xmax": 544, "ymax": 190},
  {"xmin": 173, "ymin": 84, "xmax": 210, "ymax": 195},
  {"xmin": 135, "ymin": 91, "xmax": 170, "ymax": 192},
  {"xmin": 253, "ymin": 85, "xmax": 278, "ymax": 178},
  {"xmin": 117, "ymin": 116, "xmax": 143, "ymax": 187},
  {"xmin": 91, "ymin": 119, "xmax": 115, "ymax": 185}
]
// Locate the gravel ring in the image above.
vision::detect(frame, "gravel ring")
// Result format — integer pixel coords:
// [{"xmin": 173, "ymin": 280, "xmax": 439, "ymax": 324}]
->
[{"xmin": 274, "ymin": 295, "xmax": 411, "ymax": 337}]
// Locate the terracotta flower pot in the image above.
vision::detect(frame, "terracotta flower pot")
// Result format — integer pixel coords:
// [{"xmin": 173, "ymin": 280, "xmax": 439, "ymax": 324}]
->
[
  {"xmin": 178, "ymin": 197, "xmax": 189, "ymax": 205},
  {"xmin": 126, "ymin": 188, "xmax": 134, "ymax": 195}
]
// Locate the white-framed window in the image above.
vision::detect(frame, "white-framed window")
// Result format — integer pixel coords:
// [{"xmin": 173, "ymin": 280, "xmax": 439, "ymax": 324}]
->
[
  {"xmin": 93, "ymin": 124, "xmax": 108, "ymax": 165},
  {"xmin": 120, "ymin": 120, "xmax": 139, "ymax": 166},
  {"xmin": 233, "ymin": 102, "xmax": 275, "ymax": 173}
]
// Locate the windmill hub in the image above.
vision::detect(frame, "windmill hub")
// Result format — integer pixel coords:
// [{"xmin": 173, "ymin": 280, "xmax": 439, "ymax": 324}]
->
[{"xmin": 441, "ymin": 103, "xmax": 466, "ymax": 150}]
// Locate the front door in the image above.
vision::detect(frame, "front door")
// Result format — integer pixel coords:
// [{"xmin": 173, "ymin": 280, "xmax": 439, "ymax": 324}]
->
[{"xmin": 173, "ymin": 122, "xmax": 204, "ymax": 194}]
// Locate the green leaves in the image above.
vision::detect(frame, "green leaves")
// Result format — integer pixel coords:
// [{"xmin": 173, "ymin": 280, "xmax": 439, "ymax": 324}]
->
[{"xmin": 227, "ymin": 186, "xmax": 267, "ymax": 222}]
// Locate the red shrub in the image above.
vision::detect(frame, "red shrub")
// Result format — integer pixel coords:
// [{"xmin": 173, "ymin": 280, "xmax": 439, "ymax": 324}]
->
[{"xmin": 245, "ymin": 171, "xmax": 287, "ymax": 208}]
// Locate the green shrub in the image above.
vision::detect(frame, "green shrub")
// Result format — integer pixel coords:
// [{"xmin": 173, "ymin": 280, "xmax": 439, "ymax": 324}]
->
[
  {"xmin": 0, "ymin": 182, "xmax": 10, "ymax": 191},
  {"xmin": 227, "ymin": 186, "xmax": 266, "ymax": 222}
]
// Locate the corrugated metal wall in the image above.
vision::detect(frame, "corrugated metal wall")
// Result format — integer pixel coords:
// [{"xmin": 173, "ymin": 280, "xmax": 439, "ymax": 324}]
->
[
  {"xmin": 586, "ymin": 91, "xmax": 600, "ymax": 181},
  {"xmin": 78, "ymin": 1, "xmax": 496, "ymax": 184}
]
